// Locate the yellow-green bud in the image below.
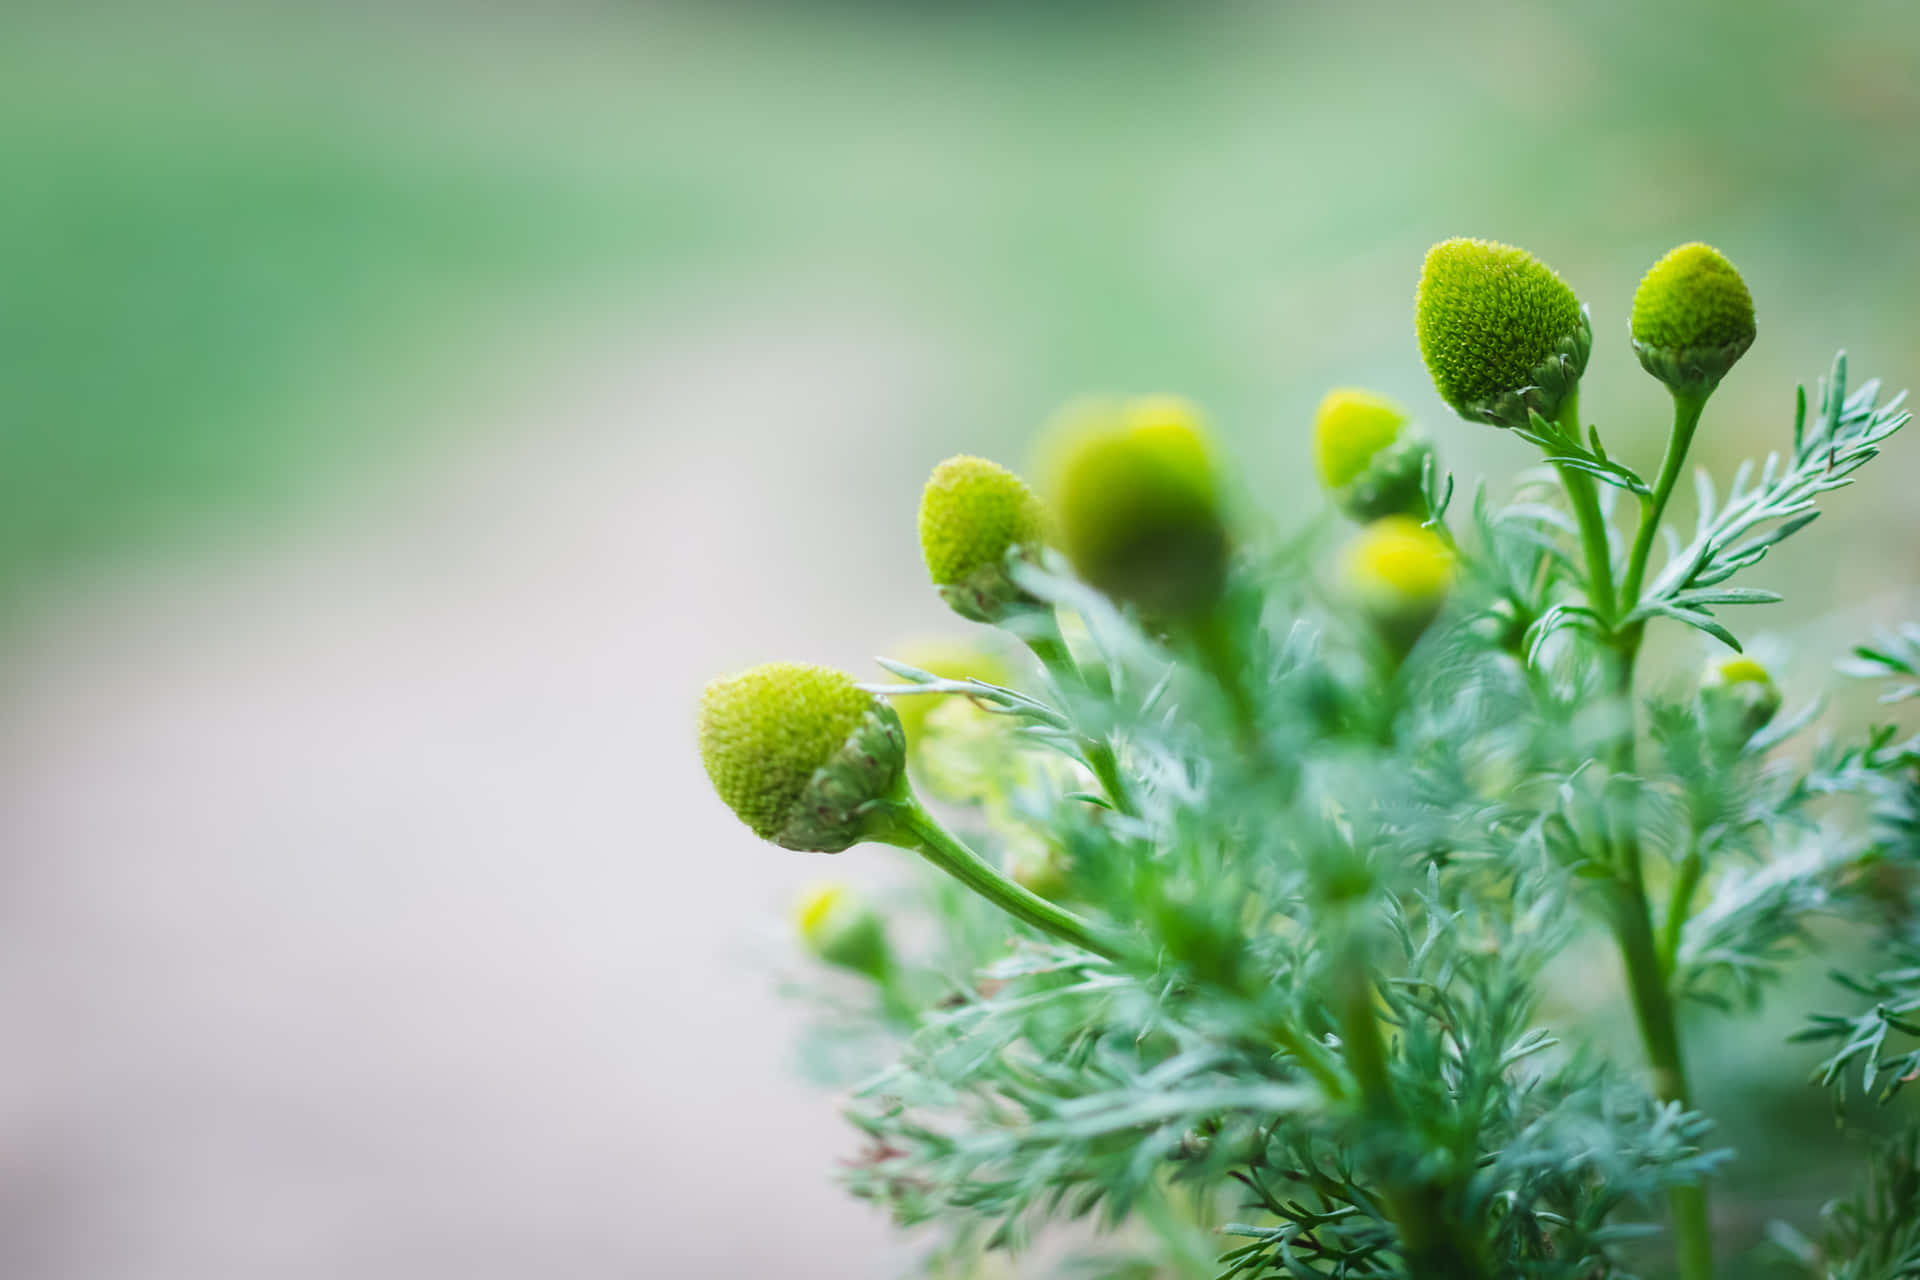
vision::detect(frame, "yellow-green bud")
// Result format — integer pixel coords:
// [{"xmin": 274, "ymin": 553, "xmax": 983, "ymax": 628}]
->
[
  {"xmin": 1699, "ymin": 653, "xmax": 1781, "ymax": 746},
  {"xmin": 918, "ymin": 456, "xmax": 1053, "ymax": 624},
  {"xmin": 1339, "ymin": 515, "xmax": 1454, "ymax": 646},
  {"xmin": 883, "ymin": 639, "xmax": 1014, "ymax": 749},
  {"xmin": 1630, "ymin": 242, "xmax": 1756, "ymax": 394},
  {"xmin": 1416, "ymin": 238, "xmax": 1591, "ymax": 429},
  {"xmin": 1313, "ymin": 387, "xmax": 1432, "ymax": 521},
  {"xmin": 698, "ymin": 662, "xmax": 906, "ymax": 852},
  {"xmin": 1046, "ymin": 395, "xmax": 1230, "ymax": 618},
  {"xmin": 794, "ymin": 882, "xmax": 892, "ymax": 979}
]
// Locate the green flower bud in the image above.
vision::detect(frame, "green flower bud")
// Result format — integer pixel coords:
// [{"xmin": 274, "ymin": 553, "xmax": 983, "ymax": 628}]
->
[
  {"xmin": 1630, "ymin": 242, "xmax": 1756, "ymax": 394},
  {"xmin": 918, "ymin": 456, "xmax": 1053, "ymax": 624},
  {"xmin": 1416, "ymin": 238, "xmax": 1591, "ymax": 429},
  {"xmin": 793, "ymin": 881, "xmax": 893, "ymax": 980},
  {"xmin": 1339, "ymin": 515, "xmax": 1454, "ymax": 646},
  {"xmin": 698, "ymin": 662, "xmax": 907, "ymax": 852},
  {"xmin": 1313, "ymin": 387, "xmax": 1433, "ymax": 521},
  {"xmin": 884, "ymin": 639, "xmax": 1015, "ymax": 749},
  {"xmin": 1046, "ymin": 395, "xmax": 1230, "ymax": 618},
  {"xmin": 1698, "ymin": 653, "xmax": 1781, "ymax": 747}
]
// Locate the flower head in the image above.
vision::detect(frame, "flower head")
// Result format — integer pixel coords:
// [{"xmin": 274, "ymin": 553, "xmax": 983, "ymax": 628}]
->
[
  {"xmin": 1046, "ymin": 395, "xmax": 1229, "ymax": 618},
  {"xmin": 918, "ymin": 456, "xmax": 1052, "ymax": 623},
  {"xmin": 794, "ymin": 882, "xmax": 893, "ymax": 979},
  {"xmin": 1416, "ymin": 238, "xmax": 1590, "ymax": 429},
  {"xmin": 1631, "ymin": 242, "xmax": 1756, "ymax": 394},
  {"xmin": 699, "ymin": 662, "xmax": 906, "ymax": 852},
  {"xmin": 1313, "ymin": 387, "xmax": 1431, "ymax": 521},
  {"xmin": 1699, "ymin": 653, "xmax": 1781, "ymax": 746},
  {"xmin": 1340, "ymin": 515, "xmax": 1454, "ymax": 645}
]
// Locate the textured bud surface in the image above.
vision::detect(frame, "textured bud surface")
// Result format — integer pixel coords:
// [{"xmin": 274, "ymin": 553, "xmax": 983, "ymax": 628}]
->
[
  {"xmin": 919, "ymin": 456, "xmax": 1049, "ymax": 586},
  {"xmin": 1417, "ymin": 238, "xmax": 1587, "ymax": 426},
  {"xmin": 699, "ymin": 662, "xmax": 894, "ymax": 847},
  {"xmin": 1631, "ymin": 243, "xmax": 1756, "ymax": 391},
  {"xmin": 1632, "ymin": 244, "xmax": 1755, "ymax": 355},
  {"xmin": 1047, "ymin": 396, "xmax": 1228, "ymax": 617},
  {"xmin": 1341, "ymin": 515, "xmax": 1454, "ymax": 621}
]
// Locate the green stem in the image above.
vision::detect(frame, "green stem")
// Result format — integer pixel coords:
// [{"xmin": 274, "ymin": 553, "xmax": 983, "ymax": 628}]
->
[
  {"xmin": 1331, "ymin": 953, "xmax": 1491, "ymax": 1279},
  {"xmin": 1620, "ymin": 391, "xmax": 1710, "ymax": 613},
  {"xmin": 884, "ymin": 798, "xmax": 1126, "ymax": 962},
  {"xmin": 1551, "ymin": 389, "xmax": 1619, "ymax": 625},
  {"xmin": 1599, "ymin": 644, "xmax": 1713, "ymax": 1279},
  {"xmin": 1187, "ymin": 608, "xmax": 1262, "ymax": 753},
  {"xmin": 1553, "ymin": 380, "xmax": 1713, "ymax": 1278},
  {"xmin": 1023, "ymin": 617, "xmax": 1137, "ymax": 817},
  {"xmin": 1610, "ymin": 865, "xmax": 1714, "ymax": 1279},
  {"xmin": 1661, "ymin": 840, "xmax": 1705, "ymax": 979}
]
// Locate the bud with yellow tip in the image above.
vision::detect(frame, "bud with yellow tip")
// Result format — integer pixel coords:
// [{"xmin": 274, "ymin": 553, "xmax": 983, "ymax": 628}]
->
[
  {"xmin": 794, "ymin": 882, "xmax": 893, "ymax": 980},
  {"xmin": 1416, "ymin": 237, "xmax": 1591, "ymax": 430},
  {"xmin": 1046, "ymin": 395, "xmax": 1230, "ymax": 619},
  {"xmin": 1313, "ymin": 387, "xmax": 1433, "ymax": 521},
  {"xmin": 699, "ymin": 662, "xmax": 907, "ymax": 852},
  {"xmin": 1339, "ymin": 515, "xmax": 1454, "ymax": 649},
  {"xmin": 1698, "ymin": 653, "xmax": 1781, "ymax": 747},
  {"xmin": 1631, "ymin": 242, "xmax": 1756, "ymax": 396},
  {"xmin": 919, "ymin": 456, "xmax": 1053, "ymax": 624}
]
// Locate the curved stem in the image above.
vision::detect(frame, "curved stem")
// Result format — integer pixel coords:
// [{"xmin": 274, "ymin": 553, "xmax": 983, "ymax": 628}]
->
[
  {"xmin": 883, "ymin": 798, "xmax": 1126, "ymax": 961},
  {"xmin": 1621, "ymin": 391, "xmax": 1710, "ymax": 614}
]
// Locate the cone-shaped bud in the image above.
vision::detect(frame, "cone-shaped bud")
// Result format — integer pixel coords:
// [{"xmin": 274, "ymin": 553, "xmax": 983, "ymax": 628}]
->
[
  {"xmin": 1699, "ymin": 654, "xmax": 1781, "ymax": 747},
  {"xmin": 1339, "ymin": 515, "xmax": 1454, "ymax": 647},
  {"xmin": 1313, "ymin": 387, "xmax": 1433, "ymax": 521},
  {"xmin": 1631, "ymin": 242, "xmax": 1756, "ymax": 394},
  {"xmin": 1416, "ymin": 238, "xmax": 1591, "ymax": 429},
  {"xmin": 699, "ymin": 662, "xmax": 906, "ymax": 852},
  {"xmin": 884, "ymin": 639, "xmax": 1015, "ymax": 749},
  {"xmin": 794, "ymin": 882, "xmax": 893, "ymax": 980},
  {"xmin": 1046, "ymin": 395, "xmax": 1229, "ymax": 618},
  {"xmin": 919, "ymin": 456, "xmax": 1053, "ymax": 624}
]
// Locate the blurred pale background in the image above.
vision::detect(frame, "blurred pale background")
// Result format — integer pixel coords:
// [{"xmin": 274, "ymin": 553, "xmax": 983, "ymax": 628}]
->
[{"xmin": 1, "ymin": 2, "xmax": 1917, "ymax": 1276}]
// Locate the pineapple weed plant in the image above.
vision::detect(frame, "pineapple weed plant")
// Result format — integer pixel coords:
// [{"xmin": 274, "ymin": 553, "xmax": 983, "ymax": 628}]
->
[{"xmin": 697, "ymin": 239, "xmax": 1920, "ymax": 1279}]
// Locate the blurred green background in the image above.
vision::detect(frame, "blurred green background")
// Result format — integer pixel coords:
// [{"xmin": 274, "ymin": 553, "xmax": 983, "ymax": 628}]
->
[
  {"xmin": 3, "ymin": 2, "xmax": 1918, "ymax": 1276},
  {"xmin": 8, "ymin": 0, "xmax": 1918, "ymax": 600}
]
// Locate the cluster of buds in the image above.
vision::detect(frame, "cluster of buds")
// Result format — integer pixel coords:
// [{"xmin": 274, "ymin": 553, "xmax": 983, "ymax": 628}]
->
[{"xmin": 696, "ymin": 231, "xmax": 1770, "ymax": 981}]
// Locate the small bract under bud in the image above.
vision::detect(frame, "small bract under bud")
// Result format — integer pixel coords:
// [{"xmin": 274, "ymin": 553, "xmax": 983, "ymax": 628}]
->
[
  {"xmin": 1416, "ymin": 238, "xmax": 1591, "ymax": 429},
  {"xmin": 1046, "ymin": 395, "xmax": 1230, "ymax": 618},
  {"xmin": 698, "ymin": 662, "xmax": 907, "ymax": 852},
  {"xmin": 1631, "ymin": 242, "xmax": 1756, "ymax": 394},
  {"xmin": 1340, "ymin": 515, "xmax": 1454, "ymax": 644},
  {"xmin": 1699, "ymin": 653, "xmax": 1781, "ymax": 746},
  {"xmin": 794, "ymin": 882, "xmax": 893, "ymax": 979},
  {"xmin": 1313, "ymin": 387, "xmax": 1432, "ymax": 521},
  {"xmin": 918, "ymin": 456, "xmax": 1053, "ymax": 624}
]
